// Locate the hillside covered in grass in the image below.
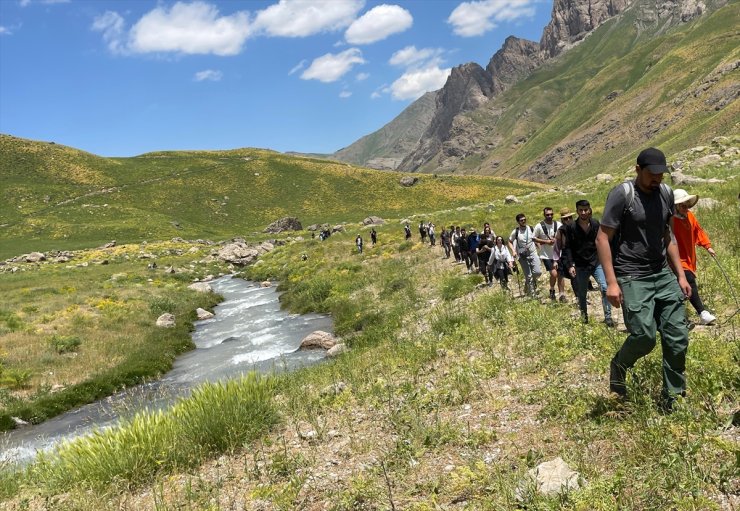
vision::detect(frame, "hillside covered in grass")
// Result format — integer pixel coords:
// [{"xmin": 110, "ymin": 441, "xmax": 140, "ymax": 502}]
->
[
  {"xmin": 0, "ymin": 135, "xmax": 541, "ymax": 260},
  {"xmin": 1, "ymin": 140, "xmax": 738, "ymax": 510}
]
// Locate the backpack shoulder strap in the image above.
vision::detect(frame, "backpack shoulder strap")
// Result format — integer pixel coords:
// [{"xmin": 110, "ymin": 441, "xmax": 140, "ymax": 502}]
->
[
  {"xmin": 539, "ymin": 221, "xmax": 548, "ymax": 238},
  {"xmin": 620, "ymin": 180, "xmax": 634, "ymax": 214}
]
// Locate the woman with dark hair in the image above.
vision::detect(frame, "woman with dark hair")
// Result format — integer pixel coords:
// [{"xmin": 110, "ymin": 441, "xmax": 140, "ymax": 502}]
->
[{"xmin": 488, "ymin": 235, "xmax": 514, "ymax": 290}]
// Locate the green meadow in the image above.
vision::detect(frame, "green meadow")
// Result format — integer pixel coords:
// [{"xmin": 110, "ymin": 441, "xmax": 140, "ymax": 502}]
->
[{"xmin": 0, "ymin": 137, "xmax": 738, "ymax": 509}]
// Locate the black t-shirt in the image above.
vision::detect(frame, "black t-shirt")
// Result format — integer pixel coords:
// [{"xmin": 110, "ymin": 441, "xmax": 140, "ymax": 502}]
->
[
  {"xmin": 601, "ymin": 180, "xmax": 674, "ymax": 278},
  {"xmin": 563, "ymin": 218, "xmax": 600, "ymax": 271}
]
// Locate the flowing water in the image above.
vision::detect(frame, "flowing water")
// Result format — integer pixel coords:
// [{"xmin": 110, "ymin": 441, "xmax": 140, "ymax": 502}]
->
[{"xmin": 0, "ymin": 276, "xmax": 333, "ymax": 465}]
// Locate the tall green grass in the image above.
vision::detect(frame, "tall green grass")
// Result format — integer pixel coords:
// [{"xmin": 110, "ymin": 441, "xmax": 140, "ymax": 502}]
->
[{"xmin": 29, "ymin": 373, "xmax": 278, "ymax": 491}]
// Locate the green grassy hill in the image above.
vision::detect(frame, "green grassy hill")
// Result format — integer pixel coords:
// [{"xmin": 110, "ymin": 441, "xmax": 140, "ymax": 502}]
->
[
  {"xmin": 0, "ymin": 135, "xmax": 542, "ymax": 260},
  {"xmin": 414, "ymin": 0, "xmax": 739, "ymax": 181}
]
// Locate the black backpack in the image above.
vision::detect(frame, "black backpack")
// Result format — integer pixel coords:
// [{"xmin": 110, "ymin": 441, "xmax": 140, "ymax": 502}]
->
[{"xmin": 610, "ymin": 180, "xmax": 673, "ymax": 260}]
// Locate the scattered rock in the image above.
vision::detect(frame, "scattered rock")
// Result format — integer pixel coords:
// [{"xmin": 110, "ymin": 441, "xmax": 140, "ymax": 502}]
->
[
  {"xmin": 188, "ymin": 282, "xmax": 213, "ymax": 293},
  {"xmin": 101, "ymin": 240, "xmax": 117, "ymax": 249},
  {"xmin": 196, "ymin": 308, "xmax": 215, "ymax": 320},
  {"xmin": 260, "ymin": 281, "xmax": 272, "ymax": 288},
  {"xmin": 332, "ymin": 225, "xmax": 346, "ymax": 233},
  {"xmin": 263, "ymin": 217, "xmax": 302, "ymax": 233},
  {"xmin": 693, "ymin": 154, "xmax": 722, "ymax": 166},
  {"xmin": 696, "ymin": 197, "xmax": 721, "ymax": 210},
  {"xmin": 327, "ymin": 343, "xmax": 348, "ymax": 358},
  {"xmin": 110, "ymin": 273, "xmax": 127, "ymax": 281},
  {"xmin": 25, "ymin": 252, "xmax": 45, "ymax": 263},
  {"xmin": 521, "ymin": 457, "xmax": 581, "ymax": 497},
  {"xmin": 399, "ymin": 175, "xmax": 418, "ymax": 187},
  {"xmin": 362, "ymin": 216, "xmax": 385, "ymax": 225},
  {"xmin": 671, "ymin": 171, "xmax": 726, "ymax": 186},
  {"xmin": 156, "ymin": 313, "xmax": 176, "ymax": 328},
  {"xmin": 595, "ymin": 173, "xmax": 613, "ymax": 183},
  {"xmin": 164, "ymin": 266, "xmax": 176, "ymax": 274},
  {"xmin": 505, "ymin": 195, "xmax": 519, "ymax": 204},
  {"xmin": 320, "ymin": 382, "xmax": 347, "ymax": 397},
  {"xmin": 300, "ymin": 331, "xmax": 337, "ymax": 350},
  {"xmin": 11, "ymin": 417, "xmax": 29, "ymax": 428},
  {"xmin": 217, "ymin": 242, "xmax": 260, "ymax": 265}
]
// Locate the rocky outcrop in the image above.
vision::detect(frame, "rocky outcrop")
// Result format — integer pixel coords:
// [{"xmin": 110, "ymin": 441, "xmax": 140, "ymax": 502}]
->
[
  {"xmin": 299, "ymin": 331, "xmax": 338, "ymax": 350},
  {"xmin": 486, "ymin": 37, "xmax": 543, "ymax": 94},
  {"xmin": 156, "ymin": 313, "xmax": 176, "ymax": 328},
  {"xmin": 541, "ymin": 0, "xmax": 631, "ymax": 58},
  {"xmin": 399, "ymin": 176, "xmax": 418, "ymax": 187},
  {"xmin": 263, "ymin": 217, "xmax": 302, "ymax": 233},
  {"xmin": 362, "ymin": 216, "xmax": 385, "ymax": 225}
]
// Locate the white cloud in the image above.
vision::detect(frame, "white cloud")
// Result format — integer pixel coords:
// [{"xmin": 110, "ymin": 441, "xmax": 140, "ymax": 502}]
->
[
  {"xmin": 0, "ymin": 26, "xmax": 11, "ymax": 35},
  {"xmin": 448, "ymin": 0, "xmax": 535, "ymax": 37},
  {"xmin": 19, "ymin": 0, "xmax": 70, "ymax": 5},
  {"xmin": 91, "ymin": 11, "xmax": 127, "ymax": 54},
  {"xmin": 19, "ymin": 0, "xmax": 31, "ymax": 6},
  {"xmin": 127, "ymin": 2, "xmax": 251, "ymax": 56},
  {"xmin": 345, "ymin": 4, "xmax": 412, "ymax": 44},
  {"xmin": 301, "ymin": 48, "xmax": 365, "ymax": 83},
  {"xmin": 194, "ymin": 69, "xmax": 223, "ymax": 81},
  {"xmin": 253, "ymin": 0, "xmax": 363, "ymax": 37},
  {"xmin": 390, "ymin": 66, "xmax": 451, "ymax": 100},
  {"xmin": 339, "ymin": 90, "xmax": 352, "ymax": 98},
  {"xmin": 289, "ymin": 59, "xmax": 307, "ymax": 75},
  {"xmin": 389, "ymin": 45, "xmax": 444, "ymax": 68},
  {"xmin": 356, "ymin": 72, "xmax": 370, "ymax": 81}
]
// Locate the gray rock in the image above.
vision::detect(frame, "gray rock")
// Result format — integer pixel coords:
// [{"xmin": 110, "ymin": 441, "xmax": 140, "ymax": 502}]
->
[
  {"xmin": 399, "ymin": 176, "xmax": 418, "ymax": 187},
  {"xmin": 671, "ymin": 171, "xmax": 725, "ymax": 186},
  {"xmin": 11, "ymin": 417, "xmax": 30, "ymax": 428},
  {"xmin": 156, "ymin": 313, "xmax": 176, "ymax": 328},
  {"xmin": 196, "ymin": 308, "xmax": 215, "ymax": 320},
  {"xmin": 188, "ymin": 282, "xmax": 213, "ymax": 293},
  {"xmin": 696, "ymin": 197, "xmax": 721, "ymax": 210},
  {"xmin": 300, "ymin": 331, "xmax": 337, "ymax": 350},
  {"xmin": 332, "ymin": 225, "xmax": 346, "ymax": 233},
  {"xmin": 362, "ymin": 216, "xmax": 385, "ymax": 225},
  {"xmin": 505, "ymin": 195, "xmax": 519, "ymax": 204},
  {"xmin": 327, "ymin": 343, "xmax": 348, "ymax": 358},
  {"xmin": 306, "ymin": 224, "xmax": 320, "ymax": 231},
  {"xmin": 523, "ymin": 457, "xmax": 581, "ymax": 497},
  {"xmin": 25, "ymin": 252, "xmax": 45, "ymax": 263},
  {"xmin": 595, "ymin": 173, "xmax": 613, "ymax": 183},
  {"xmin": 217, "ymin": 242, "xmax": 260, "ymax": 265},
  {"xmin": 263, "ymin": 217, "xmax": 302, "ymax": 233},
  {"xmin": 693, "ymin": 154, "xmax": 722, "ymax": 166},
  {"xmin": 260, "ymin": 281, "xmax": 272, "ymax": 288}
]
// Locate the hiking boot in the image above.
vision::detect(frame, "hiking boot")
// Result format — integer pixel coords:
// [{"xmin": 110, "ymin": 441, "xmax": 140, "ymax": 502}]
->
[
  {"xmin": 609, "ymin": 357, "xmax": 627, "ymax": 396},
  {"xmin": 604, "ymin": 318, "xmax": 616, "ymax": 328},
  {"xmin": 549, "ymin": 289, "xmax": 556, "ymax": 301},
  {"xmin": 699, "ymin": 310, "xmax": 716, "ymax": 325}
]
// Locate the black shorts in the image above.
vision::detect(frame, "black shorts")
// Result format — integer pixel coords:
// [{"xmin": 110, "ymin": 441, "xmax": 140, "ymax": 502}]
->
[{"xmin": 542, "ymin": 258, "xmax": 554, "ymax": 272}]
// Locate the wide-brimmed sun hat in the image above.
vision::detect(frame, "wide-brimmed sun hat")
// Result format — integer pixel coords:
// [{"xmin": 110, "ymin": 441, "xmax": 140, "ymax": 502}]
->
[
  {"xmin": 559, "ymin": 207, "xmax": 575, "ymax": 219},
  {"xmin": 673, "ymin": 188, "xmax": 699, "ymax": 208}
]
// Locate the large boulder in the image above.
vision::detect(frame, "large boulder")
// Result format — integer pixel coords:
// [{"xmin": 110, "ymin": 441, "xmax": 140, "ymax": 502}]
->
[
  {"xmin": 520, "ymin": 457, "xmax": 581, "ymax": 498},
  {"xmin": 217, "ymin": 242, "xmax": 260, "ymax": 265},
  {"xmin": 25, "ymin": 252, "xmax": 46, "ymax": 263},
  {"xmin": 263, "ymin": 217, "xmax": 302, "ymax": 233},
  {"xmin": 362, "ymin": 216, "xmax": 385, "ymax": 225},
  {"xmin": 156, "ymin": 313, "xmax": 176, "ymax": 328},
  {"xmin": 300, "ymin": 331, "xmax": 338, "ymax": 350},
  {"xmin": 196, "ymin": 308, "xmax": 215, "ymax": 320},
  {"xmin": 505, "ymin": 195, "xmax": 519, "ymax": 204},
  {"xmin": 399, "ymin": 176, "xmax": 418, "ymax": 187}
]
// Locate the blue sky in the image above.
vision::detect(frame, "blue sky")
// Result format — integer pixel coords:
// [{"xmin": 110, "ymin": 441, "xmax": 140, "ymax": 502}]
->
[{"xmin": 0, "ymin": 0, "xmax": 553, "ymax": 157}]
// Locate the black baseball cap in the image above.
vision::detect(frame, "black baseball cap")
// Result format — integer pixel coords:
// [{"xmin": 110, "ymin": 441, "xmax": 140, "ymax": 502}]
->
[{"xmin": 637, "ymin": 147, "xmax": 668, "ymax": 174}]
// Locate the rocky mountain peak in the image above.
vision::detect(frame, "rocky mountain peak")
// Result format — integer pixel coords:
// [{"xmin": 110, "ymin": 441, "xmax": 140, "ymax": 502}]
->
[
  {"xmin": 540, "ymin": 0, "xmax": 632, "ymax": 58},
  {"xmin": 486, "ymin": 36, "xmax": 543, "ymax": 95}
]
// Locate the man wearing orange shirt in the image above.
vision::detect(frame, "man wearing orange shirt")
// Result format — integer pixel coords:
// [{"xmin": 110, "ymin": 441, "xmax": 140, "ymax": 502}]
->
[{"xmin": 672, "ymin": 189, "xmax": 717, "ymax": 325}]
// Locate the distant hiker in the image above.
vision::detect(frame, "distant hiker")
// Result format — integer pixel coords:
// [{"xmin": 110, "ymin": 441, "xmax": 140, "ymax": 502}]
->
[
  {"xmin": 672, "ymin": 188, "xmax": 717, "ymax": 325},
  {"xmin": 428, "ymin": 223, "xmax": 436, "ymax": 246},
  {"xmin": 459, "ymin": 228, "xmax": 472, "ymax": 272},
  {"xmin": 596, "ymin": 147, "xmax": 691, "ymax": 410},
  {"xmin": 370, "ymin": 228, "xmax": 378, "ymax": 246},
  {"xmin": 440, "ymin": 226, "xmax": 452, "ymax": 258},
  {"xmin": 533, "ymin": 207, "xmax": 561, "ymax": 301},
  {"xmin": 451, "ymin": 226, "xmax": 462, "ymax": 262},
  {"xmin": 419, "ymin": 221, "xmax": 427, "ymax": 243},
  {"xmin": 508, "ymin": 213, "xmax": 541, "ymax": 296},
  {"xmin": 561, "ymin": 200, "xmax": 613, "ymax": 326},
  {"xmin": 467, "ymin": 228, "xmax": 480, "ymax": 271},
  {"xmin": 488, "ymin": 235, "xmax": 514, "ymax": 290},
  {"xmin": 404, "ymin": 224, "xmax": 412, "ymax": 240},
  {"xmin": 355, "ymin": 234, "xmax": 363, "ymax": 254},
  {"xmin": 552, "ymin": 207, "xmax": 576, "ymax": 302}
]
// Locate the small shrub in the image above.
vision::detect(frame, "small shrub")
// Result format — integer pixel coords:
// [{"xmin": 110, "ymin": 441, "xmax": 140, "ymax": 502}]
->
[
  {"xmin": 148, "ymin": 296, "xmax": 176, "ymax": 315},
  {"xmin": 48, "ymin": 335, "xmax": 82, "ymax": 354},
  {"xmin": 0, "ymin": 369, "xmax": 33, "ymax": 390}
]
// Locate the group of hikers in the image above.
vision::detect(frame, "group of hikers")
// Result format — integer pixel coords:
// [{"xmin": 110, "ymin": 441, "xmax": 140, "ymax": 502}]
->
[{"xmin": 404, "ymin": 148, "xmax": 719, "ymax": 411}]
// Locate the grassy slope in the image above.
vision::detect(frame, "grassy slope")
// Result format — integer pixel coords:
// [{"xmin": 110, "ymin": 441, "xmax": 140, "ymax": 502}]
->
[
  {"xmin": 2, "ymin": 143, "xmax": 738, "ymax": 509},
  {"xmin": 420, "ymin": 0, "xmax": 740, "ymax": 182},
  {"xmin": 0, "ymin": 135, "xmax": 541, "ymax": 260}
]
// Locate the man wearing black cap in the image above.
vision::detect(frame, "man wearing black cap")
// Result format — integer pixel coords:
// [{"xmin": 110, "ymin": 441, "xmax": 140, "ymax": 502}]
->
[{"xmin": 596, "ymin": 147, "xmax": 691, "ymax": 411}]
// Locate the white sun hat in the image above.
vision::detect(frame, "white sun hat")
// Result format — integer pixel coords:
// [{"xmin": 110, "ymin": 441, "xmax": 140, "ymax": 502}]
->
[{"xmin": 673, "ymin": 188, "xmax": 699, "ymax": 208}]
